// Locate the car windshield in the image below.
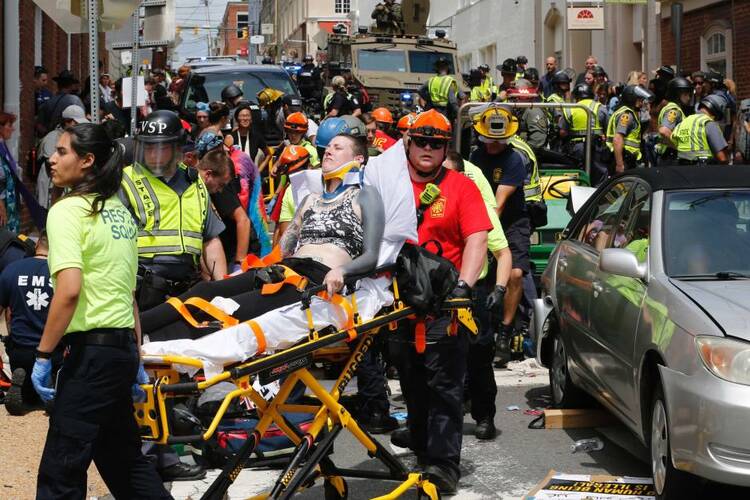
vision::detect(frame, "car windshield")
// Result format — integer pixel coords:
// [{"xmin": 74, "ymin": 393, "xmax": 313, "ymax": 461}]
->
[
  {"xmin": 664, "ymin": 190, "xmax": 750, "ymax": 278},
  {"xmin": 185, "ymin": 70, "xmax": 297, "ymax": 109},
  {"xmin": 408, "ymin": 51, "xmax": 455, "ymax": 74},
  {"xmin": 357, "ymin": 49, "xmax": 407, "ymax": 72}
]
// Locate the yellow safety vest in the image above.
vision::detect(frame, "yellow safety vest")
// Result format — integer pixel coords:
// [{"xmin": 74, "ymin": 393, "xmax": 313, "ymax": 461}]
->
[
  {"xmin": 562, "ymin": 99, "xmax": 603, "ymax": 140},
  {"xmin": 544, "ymin": 93, "xmax": 565, "ymax": 126},
  {"xmin": 656, "ymin": 102, "xmax": 685, "ymax": 154},
  {"xmin": 470, "ymin": 85, "xmax": 491, "ymax": 102},
  {"xmin": 427, "ymin": 75, "xmax": 458, "ymax": 108},
  {"xmin": 606, "ymin": 106, "xmax": 642, "ymax": 160},
  {"xmin": 479, "ymin": 75, "xmax": 496, "ymax": 96},
  {"xmin": 672, "ymin": 113, "xmax": 713, "ymax": 162},
  {"xmin": 121, "ymin": 163, "xmax": 209, "ymax": 260},
  {"xmin": 508, "ymin": 136, "xmax": 542, "ymax": 202}
]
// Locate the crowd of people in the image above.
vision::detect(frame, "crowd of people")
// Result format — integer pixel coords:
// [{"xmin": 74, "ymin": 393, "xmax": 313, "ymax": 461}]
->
[{"xmin": 0, "ymin": 51, "xmax": 746, "ymax": 498}]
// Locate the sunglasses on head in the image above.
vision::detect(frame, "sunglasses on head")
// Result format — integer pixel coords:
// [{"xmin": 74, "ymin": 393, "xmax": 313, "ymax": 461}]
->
[
  {"xmin": 412, "ymin": 136, "xmax": 447, "ymax": 149},
  {"xmin": 694, "ymin": 81, "xmax": 704, "ymax": 86}
]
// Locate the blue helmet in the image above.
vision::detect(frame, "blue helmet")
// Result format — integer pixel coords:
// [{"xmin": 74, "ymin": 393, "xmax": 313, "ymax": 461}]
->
[{"xmin": 315, "ymin": 117, "xmax": 348, "ymax": 148}]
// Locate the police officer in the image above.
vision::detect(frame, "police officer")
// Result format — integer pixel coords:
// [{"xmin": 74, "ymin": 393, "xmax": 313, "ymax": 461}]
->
[
  {"xmin": 657, "ymin": 77, "xmax": 693, "ymax": 163},
  {"xmin": 545, "ymin": 71, "xmax": 571, "ymax": 149},
  {"xmin": 671, "ymin": 94, "xmax": 729, "ymax": 165},
  {"xmin": 120, "ymin": 110, "xmax": 227, "ymax": 312},
  {"xmin": 371, "ymin": 0, "xmax": 404, "ymax": 34},
  {"xmin": 515, "ymin": 55, "xmax": 528, "ymax": 80},
  {"xmin": 33, "ymin": 123, "xmax": 170, "ymax": 498},
  {"xmin": 221, "ymin": 84, "xmax": 244, "ymax": 130},
  {"xmin": 257, "ymin": 87, "xmax": 287, "ymax": 146},
  {"xmin": 297, "ymin": 55, "xmax": 323, "ymax": 103},
  {"xmin": 606, "ymin": 85, "xmax": 650, "ymax": 173},
  {"xmin": 469, "ymin": 68, "xmax": 491, "ymax": 102},
  {"xmin": 324, "ymin": 76, "xmax": 362, "ymax": 119},
  {"xmin": 478, "ymin": 63, "xmax": 496, "ymax": 99},
  {"xmin": 560, "ymin": 83, "xmax": 609, "ymax": 185},
  {"xmin": 390, "ymin": 110, "xmax": 490, "ymax": 494},
  {"xmin": 507, "ymin": 78, "xmax": 549, "ymax": 148},
  {"xmin": 419, "ymin": 57, "xmax": 459, "ymax": 121}
]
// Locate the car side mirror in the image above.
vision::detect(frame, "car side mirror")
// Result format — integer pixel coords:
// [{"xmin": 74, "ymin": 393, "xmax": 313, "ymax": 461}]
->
[{"xmin": 600, "ymin": 248, "xmax": 648, "ymax": 281}]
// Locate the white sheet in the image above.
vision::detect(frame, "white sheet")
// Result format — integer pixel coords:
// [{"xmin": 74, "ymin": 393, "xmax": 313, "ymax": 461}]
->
[{"xmin": 141, "ymin": 277, "xmax": 394, "ymax": 379}]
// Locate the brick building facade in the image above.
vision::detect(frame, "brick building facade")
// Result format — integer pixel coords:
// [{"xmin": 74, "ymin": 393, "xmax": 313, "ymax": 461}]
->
[
  {"xmin": 220, "ymin": 2, "xmax": 250, "ymax": 58},
  {"xmin": 661, "ymin": 0, "xmax": 749, "ymax": 99}
]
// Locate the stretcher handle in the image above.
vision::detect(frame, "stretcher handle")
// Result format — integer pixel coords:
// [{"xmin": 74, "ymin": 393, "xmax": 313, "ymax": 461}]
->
[{"xmin": 160, "ymin": 381, "xmax": 199, "ymax": 395}]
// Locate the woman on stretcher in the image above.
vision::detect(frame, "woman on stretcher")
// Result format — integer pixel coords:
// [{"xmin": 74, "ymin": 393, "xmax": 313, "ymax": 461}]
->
[{"xmin": 141, "ymin": 134, "xmax": 385, "ymax": 342}]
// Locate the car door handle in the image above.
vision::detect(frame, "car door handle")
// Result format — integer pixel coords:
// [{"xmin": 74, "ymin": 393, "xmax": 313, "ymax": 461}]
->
[
  {"xmin": 558, "ymin": 257, "xmax": 568, "ymax": 271},
  {"xmin": 592, "ymin": 281, "xmax": 604, "ymax": 297}
]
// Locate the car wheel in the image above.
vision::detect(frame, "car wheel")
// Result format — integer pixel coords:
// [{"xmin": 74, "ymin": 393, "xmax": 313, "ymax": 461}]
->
[
  {"xmin": 650, "ymin": 383, "xmax": 702, "ymax": 499},
  {"xmin": 549, "ymin": 332, "xmax": 586, "ymax": 408}
]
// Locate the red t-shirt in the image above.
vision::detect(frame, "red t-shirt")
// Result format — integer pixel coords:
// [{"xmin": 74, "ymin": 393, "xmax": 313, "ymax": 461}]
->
[
  {"xmin": 411, "ymin": 168, "xmax": 492, "ymax": 270},
  {"xmin": 373, "ymin": 130, "xmax": 397, "ymax": 151}
]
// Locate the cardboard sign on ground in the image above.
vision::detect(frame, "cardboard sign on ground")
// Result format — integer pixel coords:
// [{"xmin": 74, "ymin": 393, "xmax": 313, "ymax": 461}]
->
[
  {"xmin": 544, "ymin": 408, "xmax": 619, "ymax": 428},
  {"xmin": 525, "ymin": 470, "xmax": 656, "ymax": 499}
]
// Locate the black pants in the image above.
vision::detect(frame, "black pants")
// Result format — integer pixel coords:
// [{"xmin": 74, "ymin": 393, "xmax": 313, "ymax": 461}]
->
[
  {"xmin": 37, "ymin": 339, "xmax": 170, "ymax": 499},
  {"xmin": 141, "ymin": 258, "xmax": 329, "ymax": 342},
  {"xmin": 390, "ymin": 317, "xmax": 468, "ymax": 478},
  {"xmin": 466, "ymin": 282, "xmax": 497, "ymax": 422},
  {"xmin": 351, "ymin": 334, "xmax": 390, "ymax": 414},
  {"xmin": 5, "ymin": 339, "xmax": 63, "ymax": 405}
]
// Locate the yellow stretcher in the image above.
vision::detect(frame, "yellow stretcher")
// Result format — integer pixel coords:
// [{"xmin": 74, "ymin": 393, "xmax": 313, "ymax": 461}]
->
[{"xmin": 135, "ymin": 275, "xmax": 477, "ymax": 500}]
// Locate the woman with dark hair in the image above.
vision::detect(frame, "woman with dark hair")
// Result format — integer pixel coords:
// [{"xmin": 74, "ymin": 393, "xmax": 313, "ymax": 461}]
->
[
  {"xmin": 199, "ymin": 101, "xmax": 230, "ymax": 139},
  {"xmin": 229, "ymin": 102, "xmax": 269, "ymax": 166},
  {"xmin": 31, "ymin": 123, "xmax": 170, "ymax": 498},
  {"xmin": 0, "ymin": 112, "xmax": 21, "ymax": 232}
]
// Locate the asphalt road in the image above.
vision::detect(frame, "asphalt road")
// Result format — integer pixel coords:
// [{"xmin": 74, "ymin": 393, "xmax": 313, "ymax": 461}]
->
[{"xmin": 168, "ymin": 361, "xmax": 656, "ymax": 499}]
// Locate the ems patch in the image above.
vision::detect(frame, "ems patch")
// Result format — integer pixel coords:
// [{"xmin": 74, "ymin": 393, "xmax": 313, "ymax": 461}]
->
[
  {"xmin": 667, "ymin": 110, "xmax": 678, "ymax": 123},
  {"xmin": 619, "ymin": 113, "xmax": 631, "ymax": 126},
  {"xmin": 430, "ymin": 197, "xmax": 446, "ymax": 218},
  {"xmin": 493, "ymin": 168, "xmax": 503, "ymax": 183}
]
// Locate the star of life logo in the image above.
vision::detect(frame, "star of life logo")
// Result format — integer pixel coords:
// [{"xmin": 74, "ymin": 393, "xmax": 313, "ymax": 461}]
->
[{"xmin": 26, "ymin": 288, "xmax": 50, "ymax": 311}]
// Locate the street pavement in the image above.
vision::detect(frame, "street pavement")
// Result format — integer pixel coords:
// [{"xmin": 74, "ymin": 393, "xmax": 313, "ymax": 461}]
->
[{"xmin": 165, "ymin": 360, "xmax": 654, "ymax": 499}]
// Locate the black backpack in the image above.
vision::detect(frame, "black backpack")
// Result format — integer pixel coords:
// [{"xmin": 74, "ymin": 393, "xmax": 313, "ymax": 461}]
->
[{"xmin": 396, "ymin": 240, "xmax": 458, "ymax": 315}]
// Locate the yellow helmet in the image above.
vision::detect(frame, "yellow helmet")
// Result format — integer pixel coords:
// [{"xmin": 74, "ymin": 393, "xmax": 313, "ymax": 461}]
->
[
  {"xmin": 256, "ymin": 87, "xmax": 284, "ymax": 107},
  {"xmin": 472, "ymin": 105, "xmax": 519, "ymax": 140}
]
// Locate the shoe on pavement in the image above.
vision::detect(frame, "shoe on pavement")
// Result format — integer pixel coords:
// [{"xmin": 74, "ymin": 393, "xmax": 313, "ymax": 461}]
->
[
  {"xmin": 474, "ymin": 418, "xmax": 497, "ymax": 440},
  {"xmin": 424, "ymin": 465, "xmax": 458, "ymax": 495},
  {"xmin": 5, "ymin": 368, "xmax": 27, "ymax": 416},
  {"xmin": 159, "ymin": 462, "xmax": 206, "ymax": 482},
  {"xmin": 360, "ymin": 411, "xmax": 399, "ymax": 434},
  {"xmin": 390, "ymin": 427, "xmax": 412, "ymax": 449}
]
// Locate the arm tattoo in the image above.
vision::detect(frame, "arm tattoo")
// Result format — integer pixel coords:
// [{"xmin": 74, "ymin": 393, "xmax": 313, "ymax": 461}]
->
[{"xmin": 279, "ymin": 215, "xmax": 301, "ymax": 257}]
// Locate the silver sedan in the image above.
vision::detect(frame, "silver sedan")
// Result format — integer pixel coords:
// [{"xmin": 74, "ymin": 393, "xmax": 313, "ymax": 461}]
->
[{"xmin": 534, "ymin": 167, "xmax": 750, "ymax": 499}]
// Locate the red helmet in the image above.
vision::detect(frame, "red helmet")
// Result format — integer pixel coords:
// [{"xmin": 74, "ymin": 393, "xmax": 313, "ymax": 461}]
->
[
  {"xmin": 372, "ymin": 107, "xmax": 394, "ymax": 124},
  {"xmin": 408, "ymin": 109, "xmax": 452, "ymax": 140},
  {"xmin": 275, "ymin": 145, "xmax": 311, "ymax": 176},
  {"xmin": 284, "ymin": 111, "xmax": 308, "ymax": 133}
]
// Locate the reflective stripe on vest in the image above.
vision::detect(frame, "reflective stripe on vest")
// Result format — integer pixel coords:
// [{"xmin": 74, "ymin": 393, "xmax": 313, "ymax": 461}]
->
[
  {"xmin": 544, "ymin": 93, "xmax": 564, "ymax": 124},
  {"xmin": 606, "ymin": 106, "xmax": 642, "ymax": 159},
  {"xmin": 673, "ymin": 113, "xmax": 712, "ymax": 161},
  {"xmin": 121, "ymin": 163, "xmax": 209, "ymax": 259},
  {"xmin": 428, "ymin": 75, "xmax": 457, "ymax": 107},
  {"xmin": 563, "ymin": 99, "xmax": 603, "ymax": 139},
  {"xmin": 656, "ymin": 102, "xmax": 685, "ymax": 154},
  {"xmin": 508, "ymin": 136, "xmax": 542, "ymax": 202}
]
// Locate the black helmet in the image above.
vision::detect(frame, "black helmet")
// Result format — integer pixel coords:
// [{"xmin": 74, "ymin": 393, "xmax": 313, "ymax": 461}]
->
[
  {"xmin": 303, "ymin": 54, "xmax": 314, "ymax": 63},
  {"xmin": 434, "ymin": 56, "xmax": 451, "ymax": 70},
  {"xmin": 700, "ymin": 94, "xmax": 727, "ymax": 121},
  {"xmin": 497, "ymin": 58, "xmax": 517, "ymax": 76},
  {"xmin": 656, "ymin": 65, "xmax": 675, "ymax": 80},
  {"xmin": 136, "ymin": 110, "xmax": 185, "ymax": 144},
  {"xmin": 262, "ymin": 56, "xmax": 274, "ymax": 64},
  {"xmin": 221, "ymin": 84, "xmax": 243, "ymax": 102},
  {"xmin": 705, "ymin": 70, "xmax": 724, "ymax": 86},
  {"xmin": 666, "ymin": 77, "xmax": 692, "ymax": 101},
  {"xmin": 619, "ymin": 84, "xmax": 651, "ymax": 108},
  {"xmin": 478, "ymin": 64, "xmax": 490, "ymax": 72},
  {"xmin": 592, "ymin": 65, "xmax": 607, "ymax": 77},
  {"xmin": 551, "ymin": 70, "xmax": 572, "ymax": 85},
  {"xmin": 516, "ymin": 55, "xmax": 528, "ymax": 65},
  {"xmin": 572, "ymin": 83, "xmax": 594, "ymax": 100},
  {"xmin": 523, "ymin": 67, "xmax": 540, "ymax": 83},
  {"xmin": 468, "ymin": 69, "xmax": 483, "ymax": 87}
]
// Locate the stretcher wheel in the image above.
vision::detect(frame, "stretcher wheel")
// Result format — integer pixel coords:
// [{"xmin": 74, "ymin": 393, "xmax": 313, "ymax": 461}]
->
[{"xmin": 323, "ymin": 476, "xmax": 348, "ymax": 499}]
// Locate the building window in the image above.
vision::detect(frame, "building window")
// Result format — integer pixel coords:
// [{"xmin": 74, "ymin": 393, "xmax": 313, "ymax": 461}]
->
[
  {"xmin": 237, "ymin": 13, "xmax": 248, "ymax": 38},
  {"xmin": 335, "ymin": 0, "xmax": 350, "ymax": 14},
  {"xmin": 701, "ymin": 24, "xmax": 732, "ymax": 78}
]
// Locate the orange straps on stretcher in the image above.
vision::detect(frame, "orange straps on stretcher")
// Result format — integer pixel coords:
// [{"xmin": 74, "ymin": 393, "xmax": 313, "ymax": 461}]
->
[
  {"xmin": 245, "ymin": 320, "xmax": 267, "ymax": 355},
  {"xmin": 166, "ymin": 297, "xmax": 240, "ymax": 329},
  {"xmin": 414, "ymin": 320, "xmax": 427, "ymax": 354},
  {"xmin": 260, "ymin": 266, "xmax": 308, "ymax": 295},
  {"xmin": 242, "ymin": 245, "xmax": 282, "ymax": 271}
]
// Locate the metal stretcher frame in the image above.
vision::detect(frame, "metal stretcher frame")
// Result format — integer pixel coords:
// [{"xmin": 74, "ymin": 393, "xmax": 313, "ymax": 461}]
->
[{"xmin": 135, "ymin": 277, "xmax": 476, "ymax": 500}]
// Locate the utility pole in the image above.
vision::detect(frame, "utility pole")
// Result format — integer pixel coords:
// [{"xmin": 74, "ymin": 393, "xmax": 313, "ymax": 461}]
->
[
  {"xmin": 130, "ymin": 3, "xmax": 141, "ymax": 136},
  {"xmin": 204, "ymin": 0, "xmax": 212, "ymax": 56},
  {"xmin": 248, "ymin": 0, "xmax": 260, "ymax": 63}
]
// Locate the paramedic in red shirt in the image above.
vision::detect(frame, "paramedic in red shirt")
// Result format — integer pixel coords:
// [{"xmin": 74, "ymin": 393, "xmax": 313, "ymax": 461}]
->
[{"xmin": 389, "ymin": 110, "xmax": 490, "ymax": 494}]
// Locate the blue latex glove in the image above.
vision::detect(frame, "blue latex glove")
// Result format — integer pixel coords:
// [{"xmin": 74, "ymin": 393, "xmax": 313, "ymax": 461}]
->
[
  {"xmin": 31, "ymin": 358, "xmax": 56, "ymax": 402},
  {"xmin": 230, "ymin": 263, "xmax": 243, "ymax": 274},
  {"xmin": 132, "ymin": 363, "xmax": 149, "ymax": 403}
]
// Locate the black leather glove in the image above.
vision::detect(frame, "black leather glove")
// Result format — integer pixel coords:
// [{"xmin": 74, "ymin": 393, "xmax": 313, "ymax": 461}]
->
[
  {"xmin": 449, "ymin": 280, "xmax": 472, "ymax": 299},
  {"xmin": 485, "ymin": 285, "xmax": 507, "ymax": 312}
]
